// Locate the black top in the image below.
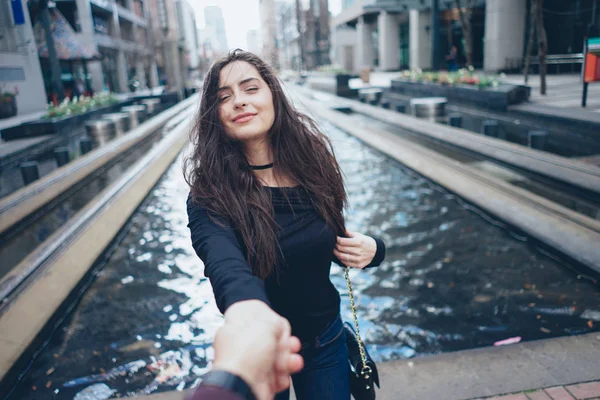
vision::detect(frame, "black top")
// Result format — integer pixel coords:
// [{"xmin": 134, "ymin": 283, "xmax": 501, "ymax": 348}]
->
[{"xmin": 186, "ymin": 186, "xmax": 386, "ymax": 341}]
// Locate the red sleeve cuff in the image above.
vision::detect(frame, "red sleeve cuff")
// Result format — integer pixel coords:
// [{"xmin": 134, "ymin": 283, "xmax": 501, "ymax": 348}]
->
[{"xmin": 186, "ymin": 386, "xmax": 245, "ymax": 400}]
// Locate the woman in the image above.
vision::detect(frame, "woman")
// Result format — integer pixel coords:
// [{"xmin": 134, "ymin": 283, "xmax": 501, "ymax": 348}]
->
[{"xmin": 185, "ymin": 49, "xmax": 385, "ymax": 400}]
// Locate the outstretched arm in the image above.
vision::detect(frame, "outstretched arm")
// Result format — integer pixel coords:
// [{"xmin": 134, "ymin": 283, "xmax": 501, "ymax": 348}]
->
[{"xmin": 187, "ymin": 195, "xmax": 271, "ymax": 313}]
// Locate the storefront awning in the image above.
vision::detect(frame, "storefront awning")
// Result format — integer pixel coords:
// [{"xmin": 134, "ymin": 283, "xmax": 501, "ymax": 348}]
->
[{"xmin": 34, "ymin": 8, "xmax": 101, "ymax": 61}]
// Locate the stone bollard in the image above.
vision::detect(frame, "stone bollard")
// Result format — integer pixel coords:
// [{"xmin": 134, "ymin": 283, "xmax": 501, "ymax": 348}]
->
[
  {"xmin": 80, "ymin": 137, "xmax": 93, "ymax": 155},
  {"xmin": 449, "ymin": 114, "xmax": 463, "ymax": 128},
  {"xmin": 482, "ymin": 120, "xmax": 499, "ymax": 137},
  {"xmin": 141, "ymin": 98, "xmax": 161, "ymax": 116},
  {"xmin": 528, "ymin": 130, "xmax": 548, "ymax": 150},
  {"xmin": 121, "ymin": 105, "xmax": 147, "ymax": 128},
  {"xmin": 54, "ymin": 147, "xmax": 70, "ymax": 167},
  {"xmin": 85, "ymin": 119, "xmax": 116, "ymax": 147},
  {"xmin": 21, "ymin": 161, "xmax": 40, "ymax": 185},
  {"xmin": 410, "ymin": 97, "xmax": 447, "ymax": 123},
  {"xmin": 102, "ymin": 113, "xmax": 130, "ymax": 136}
]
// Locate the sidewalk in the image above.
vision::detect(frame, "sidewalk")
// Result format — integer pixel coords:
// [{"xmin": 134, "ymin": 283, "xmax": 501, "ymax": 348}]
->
[
  {"xmin": 502, "ymin": 74, "xmax": 600, "ymax": 113},
  {"xmin": 477, "ymin": 381, "xmax": 600, "ymax": 400},
  {"xmin": 0, "ymin": 110, "xmax": 45, "ymax": 134}
]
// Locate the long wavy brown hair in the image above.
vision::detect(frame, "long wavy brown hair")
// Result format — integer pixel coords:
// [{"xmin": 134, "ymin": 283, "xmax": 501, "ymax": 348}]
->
[{"xmin": 184, "ymin": 49, "xmax": 346, "ymax": 279}]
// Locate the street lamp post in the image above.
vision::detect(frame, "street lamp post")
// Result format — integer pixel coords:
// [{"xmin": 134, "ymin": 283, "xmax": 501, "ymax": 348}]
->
[
  {"xmin": 431, "ymin": 0, "xmax": 440, "ymax": 70},
  {"xmin": 34, "ymin": 0, "xmax": 65, "ymax": 101}
]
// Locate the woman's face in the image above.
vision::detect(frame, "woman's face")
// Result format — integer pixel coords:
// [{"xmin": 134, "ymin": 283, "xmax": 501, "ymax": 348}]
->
[{"xmin": 217, "ymin": 61, "xmax": 275, "ymax": 142}]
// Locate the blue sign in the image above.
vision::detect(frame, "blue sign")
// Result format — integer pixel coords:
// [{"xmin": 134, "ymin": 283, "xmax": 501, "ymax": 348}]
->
[{"xmin": 11, "ymin": 0, "xmax": 25, "ymax": 26}]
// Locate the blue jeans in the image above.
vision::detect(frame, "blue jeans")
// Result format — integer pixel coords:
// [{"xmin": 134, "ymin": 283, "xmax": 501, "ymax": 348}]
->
[{"xmin": 275, "ymin": 315, "xmax": 350, "ymax": 400}]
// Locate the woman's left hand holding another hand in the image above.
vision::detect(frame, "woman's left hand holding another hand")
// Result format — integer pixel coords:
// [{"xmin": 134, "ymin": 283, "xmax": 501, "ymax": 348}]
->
[{"xmin": 334, "ymin": 231, "xmax": 377, "ymax": 269}]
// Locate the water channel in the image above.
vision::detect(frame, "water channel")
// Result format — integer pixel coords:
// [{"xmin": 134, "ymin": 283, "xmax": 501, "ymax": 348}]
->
[{"xmin": 6, "ymin": 120, "xmax": 600, "ymax": 399}]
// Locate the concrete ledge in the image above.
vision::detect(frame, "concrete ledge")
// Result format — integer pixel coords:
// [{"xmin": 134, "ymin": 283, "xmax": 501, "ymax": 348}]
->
[
  {"xmin": 298, "ymin": 87, "xmax": 600, "ymax": 198},
  {"xmin": 389, "ymin": 80, "xmax": 530, "ymax": 111},
  {"xmin": 0, "ymin": 118, "xmax": 192, "ymax": 386},
  {"xmin": 511, "ymin": 102, "xmax": 600, "ymax": 126},
  {"xmin": 292, "ymin": 88, "xmax": 600, "ymax": 272}
]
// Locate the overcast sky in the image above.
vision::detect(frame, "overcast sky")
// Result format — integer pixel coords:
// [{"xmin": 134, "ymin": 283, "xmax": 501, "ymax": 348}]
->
[{"xmin": 191, "ymin": 0, "xmax": 343, "ymax": 50}]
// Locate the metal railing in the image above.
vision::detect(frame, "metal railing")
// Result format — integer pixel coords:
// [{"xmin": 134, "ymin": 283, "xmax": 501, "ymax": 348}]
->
[{"xmin": 505, "ymin": 53, "xmax": 584, "ymax": 73}]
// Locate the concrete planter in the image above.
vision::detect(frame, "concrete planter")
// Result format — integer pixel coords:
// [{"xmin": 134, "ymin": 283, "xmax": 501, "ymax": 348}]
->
[
  {"xmin": 0, "ymin": 97, "xmax": 17, "ymax": 119},
  {"xmin": 389, "ymin": 80, "xmax": 531, "ymax": 111},
  {"xmin": 0, "ymin": 93, "xmax": 176, "ymax": 141},
  {"xmin": 0, "ymin": 100, "xmax": 134, "ymax": 141}
]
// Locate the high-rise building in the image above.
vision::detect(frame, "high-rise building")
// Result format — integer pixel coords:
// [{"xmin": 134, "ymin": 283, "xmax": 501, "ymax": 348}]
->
[
  {"xmin": 246, "ymin": 29, "xmax": 262, "ymax": 56},
  {"xmin": 342, "ymin": 0, "xmax": 358, "ymax": 9},
  {"xmin": 276, "ymin": 1, "xmax": 301, "ymax": 70},
  {"xmin": 146, "ymin": 0, "xmax": 185, "ymax": 95},
  {"xmin": 176, "ymin": 0, "xmax": 201, "ymax": 83},
  {"xmin": 272, "ymin": 0, "xmax": 331, "ymax": 70},
  {"xmin": 307, "ymin": 0, "xmax": 331, "ymax": 68},
  {"xmin": 260, "ymin": 0, "xmax": 279, "ymax": 66},
  {"xmin": 204, "ymin": 6, "xmax": 228, "ymax": 54}
]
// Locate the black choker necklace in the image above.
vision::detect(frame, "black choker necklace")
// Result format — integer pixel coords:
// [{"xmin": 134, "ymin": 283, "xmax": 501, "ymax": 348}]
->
[{"xmin": 250, "ymin": 163, "xmax": 274, "ymax": 170}]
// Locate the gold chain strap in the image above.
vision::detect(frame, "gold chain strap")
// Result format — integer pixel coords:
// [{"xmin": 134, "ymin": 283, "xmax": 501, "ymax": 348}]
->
[{"xmin": 344, "ymin": 267, "xmax": 372, "ymax": 379}]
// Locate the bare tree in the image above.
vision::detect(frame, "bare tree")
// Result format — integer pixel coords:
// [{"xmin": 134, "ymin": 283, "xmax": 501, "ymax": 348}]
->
[
  {"xmin": 523, "ymin": 0, "xmax": 537, "ymax": 84},
  {"xmin": 454, "ymin": 0, "xmax": 473, "ymax": 67},
  {"xmin": 536, "ymin": 0, "xmax": 548, "ymax": 95},
  {"xmin": 523, "ymin": 0, "xmax": 547, "ymax": 94},
  {"xmin": 295, "ymin": 0, "xmax": 306, "ymax": 70}
]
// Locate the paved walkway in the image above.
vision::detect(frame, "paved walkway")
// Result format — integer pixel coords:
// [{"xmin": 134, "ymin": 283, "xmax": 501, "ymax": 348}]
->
[
  {"xmin": 502, "ymin": 74, "xmax": 600, "ymax": 113},
  {"xmin": 0, "ymin": 110, "xmax": 45, "ymax": 134},
  {"xmin": 477, "ymin": 381, "xmax": 600, "ymax": 400}
]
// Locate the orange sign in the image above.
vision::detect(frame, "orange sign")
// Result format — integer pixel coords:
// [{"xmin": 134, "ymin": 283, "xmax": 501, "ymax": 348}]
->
[{"xmin": 584, "ymin": 53, "xmax": 600, "ymax": 83}]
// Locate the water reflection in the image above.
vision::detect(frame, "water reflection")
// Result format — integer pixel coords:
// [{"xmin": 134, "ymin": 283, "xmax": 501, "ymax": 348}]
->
[{"xmin": 8, "ymin": 121, "xmax": 600, "ymax": 399}]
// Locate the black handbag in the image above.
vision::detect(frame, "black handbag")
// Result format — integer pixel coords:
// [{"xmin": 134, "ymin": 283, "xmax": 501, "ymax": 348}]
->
[{"xmin": 343, "ymin": 267, "xmax": 380, "ymax": 400}]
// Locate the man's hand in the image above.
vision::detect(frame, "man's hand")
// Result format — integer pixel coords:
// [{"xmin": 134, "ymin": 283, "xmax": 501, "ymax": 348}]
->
[
  {"xmin": 334, "ymin": 231, "xmax": 377, "ymax": 269},
  {"xmin": 213, "ymin": 300, "xmax": 304, "ymax": 399}
]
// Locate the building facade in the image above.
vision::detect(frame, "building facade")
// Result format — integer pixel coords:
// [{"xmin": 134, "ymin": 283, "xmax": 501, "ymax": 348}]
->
[
  {"xmin": 54, "ymin": 0, "xmax": 159, "ymax": 93},
  {"xmin": 270, "ymin": 0, "xmax": 331, "ymax": 70},
  {"xmin": 306, "ymin": 0, "xmax": 331, "ymax": 68},
  {"xmin": 260, "ymin": 0, "xmax": 279, "ymax": 66},
  {"xmin": 2, "ymin": 0, "xmax": 202, "ymax": 119},
  {"xmin": 276, "ymin": 0, "xmax": 301, "ymax": 70},
  {"xmin": 146, "ymin": 0, "xmax": 184, "ymax": 94},
  {"xmin": 331, "ymin": 0, "xmax": 600, "ymax": 74},
  {"xmin": 0, "ymin": 0, "xmax": 47, "ymax": 115},
  {"xmin": 246, "ymin": 29, "xmax": 262, "ymax": 56},
  {"xmin": 176, "ymin": 0, "xmax": 201, "ymax": 84}
]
